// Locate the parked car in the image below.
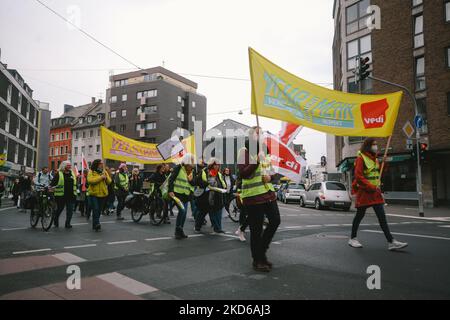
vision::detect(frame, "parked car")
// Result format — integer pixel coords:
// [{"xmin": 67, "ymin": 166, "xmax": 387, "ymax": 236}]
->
[
  {"xmin": 281, "ymin": 183, "xmax": 306, "ymax": 203},
  {"xmin": 299, "ymin": 181, "xmax": 352, "ymax": 211}
]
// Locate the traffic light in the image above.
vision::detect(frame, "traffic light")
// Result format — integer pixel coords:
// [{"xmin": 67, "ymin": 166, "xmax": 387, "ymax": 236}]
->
[
  {"xmin": 419, "ymin": 143, "xmax": 428, "ymax": 161},
  {"xmin": 359, "ymin": 57, "xmax": 371, "ymax": 81},
  {"xmin": 411, "ymin": 144, "xmax": 418, "ymax": 159}
]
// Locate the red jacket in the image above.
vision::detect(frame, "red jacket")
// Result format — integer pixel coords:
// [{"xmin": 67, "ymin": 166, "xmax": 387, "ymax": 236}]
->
[{"xmin": 352, "ymin": 152, "xmax": 385, "ymax": 208}]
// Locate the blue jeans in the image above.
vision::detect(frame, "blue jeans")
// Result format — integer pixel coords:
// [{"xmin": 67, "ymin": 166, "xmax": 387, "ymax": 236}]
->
[
  {"xmin": 89, "ymin": 196, "xmax": 105, "ymax": 228},
  {"xmin": 210, "ymin": 208, "xmax": 223, "ymax": 232},
  {"xmin": 175, "ymin": 201, "xmax": 190, "ymax": 230},
  {"xmin": 190, "ymin": 199, "xmax": 199, "ymax": 220}
]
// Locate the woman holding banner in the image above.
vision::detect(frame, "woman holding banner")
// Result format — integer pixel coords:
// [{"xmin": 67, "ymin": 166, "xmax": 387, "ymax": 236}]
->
[{"xmin": 349, "ymin": 138, "xmax": 408, "ymax": 251}]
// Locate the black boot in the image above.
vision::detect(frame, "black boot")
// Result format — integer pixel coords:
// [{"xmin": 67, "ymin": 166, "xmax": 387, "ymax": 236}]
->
[{"xmin": 175, "ymin": 227, "xmax": 183, "ymax": 240}]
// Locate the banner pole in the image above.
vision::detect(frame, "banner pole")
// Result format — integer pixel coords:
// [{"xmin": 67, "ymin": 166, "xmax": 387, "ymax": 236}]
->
[{"xmin": 379, "ymin": 135, "xmax": 392, "ymax": 184}]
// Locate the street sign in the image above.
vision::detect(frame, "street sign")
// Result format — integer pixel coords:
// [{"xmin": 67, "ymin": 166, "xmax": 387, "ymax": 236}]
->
[
  {"xmin": 406, "ymin": 139, "xmax": 413, "ymax": 150},
  {"xmin": 402, "ymin": 121, "xmax": 415, "ymax": 138},
  {"xmin": 414, "ymin": 115, "xmax": 423, "ymax": 129}
]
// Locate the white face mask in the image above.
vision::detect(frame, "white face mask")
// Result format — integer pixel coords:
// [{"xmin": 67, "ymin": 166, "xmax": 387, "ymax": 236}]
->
[{"xmin": 371, "ymin": 145, "xmax": 378, "ymax": 153}]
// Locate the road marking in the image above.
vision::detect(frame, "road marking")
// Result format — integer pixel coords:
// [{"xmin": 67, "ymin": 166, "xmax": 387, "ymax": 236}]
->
[
  {"xmin": 387, "ymin": 214, "xmax": 450, "ymax": 223},
  {"xmin": 305, "ymin": 225, "xmax": 323, "ymax": 228},
  {"xmin": 71, "ymin": 223, "xmax": 89, "ymax": 226},
  {"xmin": 362, "ymin": 230, "xmax": 450, "ymax": 241},
  {"xmin": 1, "ymin": 227, "xmax": 28, "ymax": 231},
  {"xmin": 13, "ymin": 248, "xmax": 52, "ymax": 255},
  {"xmin": 107, "ymin": 240, "xmax": 137, "ymax": 245},
  {"xmin": 284, "ymin": 226, "xmax": 304, "ymax": 229},
  {"xmin": 53, "ymin": 252, "xmax": 86, "ymax": 263},
  {"xmin": 438, "ymin": 225, "xmax": 450, "ymax": 228},
  {"xmin": 0, "ymin": 206, "xmax": 16, "ymax": 212},
  {"xmin": 145, "ymin": 237, "xmax": 172, "ymax": 241},
  {"xmin": 323, "ymin": 224, "xmax": 341, "ymax": 227},
  {"xmin": 102, "ymin": 221, "xmax": 117, "ymax": 224},
  {"xmin": 63, "ymin": 244, "xmax": 97, "ymax": 249},
  {"xmin": 97, "ymin": 272, "xmax": 158, "ymax": 295}
]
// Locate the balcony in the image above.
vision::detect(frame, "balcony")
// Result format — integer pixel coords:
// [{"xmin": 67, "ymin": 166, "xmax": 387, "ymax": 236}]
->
[
  {"xmin": 140, "ymin": 97, "xmax": 147, "ymax": 106},
  {"xmin": 139, "ymin": 129, "xmax": 146, "ymax": 138},
  {"xmin": 139, "ymin": 112, "xmax": 146, "ymax": 122}
]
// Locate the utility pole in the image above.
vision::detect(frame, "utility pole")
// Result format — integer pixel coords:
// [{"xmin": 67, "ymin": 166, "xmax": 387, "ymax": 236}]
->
[{"xmin": 369, "ymin": 75, "xmax": 425, "ymax": 217}]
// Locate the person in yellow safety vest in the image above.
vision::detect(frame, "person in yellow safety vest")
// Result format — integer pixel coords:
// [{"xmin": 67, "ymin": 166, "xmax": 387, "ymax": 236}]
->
[
  {"xmin": 168, "ymin": 153, "xmax": 196, "ymax": 239},
  {"xmin": 233, "ymin": 177, "xmax": 248, "ymax": 242},
  {"xmin": 87, "ymin": 159, "xmax": 112, "ymax": 232},
  {"xmin": 49, "ymin": 161, "xmax": 77, "ymax": 229},
  {"xmin": 238, "ymin": 126, "xmax": 280, "ymax": 273},
  {"xmin": 194, "ymin": 158, "xmax": 227, "ymax": 234},
  {"xmin": 349, "ymin": 138, "xmax": 408, "ymax": 251},
  {"xmin": 114, "ymin": 163, "xmax": 129, "ymax": 220}
]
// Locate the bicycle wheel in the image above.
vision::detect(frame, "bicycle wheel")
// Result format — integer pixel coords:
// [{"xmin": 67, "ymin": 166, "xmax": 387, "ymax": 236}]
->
[
  {"xmin": 131, "ymin": 208, "xmax": 144, "ymax": 222},
  {"xmin": 30, "ymin": 209, "xmax": 39, "ymax": 228},
  {"xmin": 41, "ymin": 199, "xmax": 54, "ymax": 231},
  {"xmin": 227, "ymin": 198, "xmax": 240, "ymax": 223},
  {"xmin": 149, "ymin": 197, "xmax": 164, "ymax": 226}
]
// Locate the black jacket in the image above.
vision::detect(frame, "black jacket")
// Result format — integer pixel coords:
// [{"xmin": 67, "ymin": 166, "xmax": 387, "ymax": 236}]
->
[{"xmin": 129, "ymin": 176, "xmax": 143, "ymax": 193}]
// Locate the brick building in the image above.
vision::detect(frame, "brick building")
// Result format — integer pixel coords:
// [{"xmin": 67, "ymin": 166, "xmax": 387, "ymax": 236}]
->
[{"xmin": 329, "ymin": 0, "xmax": 450, "ymax": 207}]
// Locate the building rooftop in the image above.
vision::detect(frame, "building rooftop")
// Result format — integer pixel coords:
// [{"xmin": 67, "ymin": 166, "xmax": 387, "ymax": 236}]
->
[
  {"xmin": 207, "ymin": 119, "xmax": 251, "ymax": 136},
  {"xmin": 72, "ymin": 103, "xmax": 106, "ymax": 130}
]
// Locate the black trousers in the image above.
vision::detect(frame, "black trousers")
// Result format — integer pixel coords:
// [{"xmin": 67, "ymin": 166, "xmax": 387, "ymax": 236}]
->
[
  {"xmin": 246, "ymin": 200, "xmax": 280, "ymax": 263},
  {"xmin": 54, "ymin": 197, "xmax": 75, "ymax": 226},
  {"xmin": 351, "ymin": 204, "xmax": 394, "ymax": 242},
  {"xmin": 116, "ymin": 194, "xmax": 127, "ymax": 216},
  {"xmin": 239, "ymin": 206, "xmax": 249, "ymax": 232}
]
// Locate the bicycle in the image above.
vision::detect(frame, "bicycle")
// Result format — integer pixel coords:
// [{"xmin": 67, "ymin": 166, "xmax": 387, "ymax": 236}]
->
[
  {"xmin": 130, "ymin": 185, "xmax": 167, "ymax": 226},
  {"xmin": 225, "ymin": 192, "xmax": 241, "ymax": 223},
  {"xmin": 30, "ymin": 187, "xmax": 56, "ymax": 231}
]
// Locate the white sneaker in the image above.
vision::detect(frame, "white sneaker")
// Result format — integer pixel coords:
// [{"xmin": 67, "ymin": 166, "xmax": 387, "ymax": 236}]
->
[
  {"xmin": 388, "ymin": 239, "xmax": 408, "ymax": 251},
  {"xmin": 348, "ymin": 238, "xmax": 363, "ymax": 248},
  {"xmin": 235, "ymin": 229, "xmax": 246, "ymax": 242}
]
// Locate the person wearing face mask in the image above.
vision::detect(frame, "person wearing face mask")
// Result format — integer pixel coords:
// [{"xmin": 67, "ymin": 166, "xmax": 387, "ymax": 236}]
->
[{"xmin": 349, "ymin": 138, "xmax": 408, "ymax": 251}]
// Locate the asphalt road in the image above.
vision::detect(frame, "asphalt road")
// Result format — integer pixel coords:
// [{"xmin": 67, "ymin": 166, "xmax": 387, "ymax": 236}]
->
[{"xmin": 0, "ymin": 200, "xmax": 449, "ymax": 300}]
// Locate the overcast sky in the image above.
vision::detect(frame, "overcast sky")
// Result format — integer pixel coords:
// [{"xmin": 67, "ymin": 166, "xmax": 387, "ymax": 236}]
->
[{"xmin": 0, "ymin": 0, "xmax": 334, "ymax": 164}]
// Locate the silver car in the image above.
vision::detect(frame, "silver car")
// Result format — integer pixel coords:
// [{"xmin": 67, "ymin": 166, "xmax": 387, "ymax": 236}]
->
[
  {"xmin": 281, "ymin": 183, "xmax": 306, "ymax": 203},
  {"xmin": 299, "ymin": 181, "xmax": 352, "ymax": 211}
]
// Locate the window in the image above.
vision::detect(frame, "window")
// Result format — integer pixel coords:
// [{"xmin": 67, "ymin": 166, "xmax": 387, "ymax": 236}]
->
[
  {"xmin": 114, "ymin": 80, "xmax": 120, "ymax": 87},
  {"xmin": 60, "ymin": 133, "xmax": 64, "ymax": 140},
  {"xmin": 75, "ymin": 132, "xmax": 80, "ymax": 140},
  {"xmin": 416, "ymin": 98, "xmax": 428, "ymax": 134},
  {"xmin": 177, "ymin": 96, "xmax": 182, "ymax": 103},
  {"xmin": 122, "ymin": 109, "xmax": 127, "ymax": 117},
  {"xmin": 181, "ymin": 99, "xmax": 185, "ymax": 107},
  {"xmin": 415, "ymin": 56, "xmax": 426, "ymax": 91},
  {"xmin": 88, "ymin": 145, "xmax": 93, "ymax": 155},
  {"xmin": 55, "ymin": 147, "xmax": 58, "ymax": 156},
  {"xmin": 65, "ymin": 146, "xmax": 69, "ymax": 154},
  {"xmin": 177, "ymin": 111, "xmax": 181, "ymax": 119},
  {"xmin": 97, "ymin": 129, "xmax": 101, "ymax": 136},
  {"xmin": 414, "ymin": 15, "xmax": 424, "ymax": 48},
  {"xmin": 146, "ymin": 122, "xmax": 157, "ymax": 130},
  {"xmin": 109, "ymin": 126, "xmax": 116, "ymax": 132},
  {"xmin": 346, "ymin": 0, "xmax": 370, "ymax": 35},
  {"xmin": 50, "ymin": 148, "xmax": 54, "ymax": 156},
  {"xmin": 82, "ymin": 131, "xmax": 86, "ymax": 139},
  {"xmin": 446, "ymin": 47, "xmax": 450, "ymax": 68},
  {"xmin": 447, "ymin": 92, "xmax": 450, "ymax": 116},
  {"xmin": 74, "ymin": 147, "xmax": 78, "ymax": 156},
  {"xmin": 136, "ymin": 90, "xmax": 157, "ymax": 99},
  {"xmin": 349, "ymin": 136, "xmax": 365, "ymax": 144},
  {"xmin": 347, "ymin": 35, "xmax": 372, "ymax": 70},
  {"xmin": 110, "ymin": 111, "xmax": 117, "ymax": 119},
  {"xmin": 81, "ymin": 146, "xmax": 85, "ymax": 154},
  {"xmin": 89, "ymin": 130, "xmax": 93, "ymax": 137},
  {"xmin": 96, "ymin": 145, "xmax": 100, "ymax": 153},
  {"xmin": 446, "ymin": 1, "xmax": 450, "ymax": 22},
  {"xmin": 79, "ymin": 118, "xmax": 83, "ymax": 124},
  {"xmin": 18, "ymin": 93, "xmax": 22, "ymax": 112},
  {"xmin": 6, "ymin": 84, "xmax": 12, "ymax": 104},
  {"xmin": 192, "ymin": 101, "xmax": 196, "ymax": 108},
  {"xmin": 412, "ymin": 0, "xmax": 423, "ymax": 6},
  {"xmin": 51, "ymin": 134, "xmax": 55, "ymax": 142},
  {"xmin": 66, "ymin": 132, "xmax": 69, "ymax": 140},
  {"xmin": 122, "ymin": 94, "xmax": 127, "ymax": 101},
  {"xmin": 110, "ymin": 96, "xmax": 117, "ymax": 103},
  {"xmin": 60, "ymin": 147, "xmax": 64, "ymax": 155},
  {"xmin": 120, "ymin": 124, "xmax": 126, "ymax": 132},
  {"xmin": 137, "ymin": 105, "xmax": 157, "ymax": 115},
  {"xmin": 192, "ymin": 116, "xmax": 196, "ymax": 123}
]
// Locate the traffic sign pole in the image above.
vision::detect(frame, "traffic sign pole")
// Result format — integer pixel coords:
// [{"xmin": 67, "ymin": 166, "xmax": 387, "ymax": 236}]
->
[{"xmin": 369, "ymin": 75, "xmax": 424, "ymax": 217}]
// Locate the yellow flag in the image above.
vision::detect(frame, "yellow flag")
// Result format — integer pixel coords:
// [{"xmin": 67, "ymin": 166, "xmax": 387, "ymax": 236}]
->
[
  {"xmin": 100, "ymin": 126, "xmax": 195, "ymax": 164},
  {"xmin": 249, "ymin": 48, "xmax": 403, "ymax": 137},
  {"xmin": 0, "ymin": 153, "xmax": 6, "ymax": 167}
]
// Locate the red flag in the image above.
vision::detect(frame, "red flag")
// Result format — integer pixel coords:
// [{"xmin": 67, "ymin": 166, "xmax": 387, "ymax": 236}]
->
[
  {"xmin": 279, "ymin": 122, "xmax": 303, "ymax": 145},
  {"xmin": 81, "ymin": 153, "xmax": 88, "ymax": 192}
]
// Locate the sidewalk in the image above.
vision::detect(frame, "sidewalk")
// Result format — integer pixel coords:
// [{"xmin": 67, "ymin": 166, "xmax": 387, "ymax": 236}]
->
[{"xmin": 383, "ymin": 204, "xmax": 450, "ymax": 219}]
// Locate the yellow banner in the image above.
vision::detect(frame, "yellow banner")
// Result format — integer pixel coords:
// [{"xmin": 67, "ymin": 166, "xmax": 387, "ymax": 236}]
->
[
  {"xmin": 0, "ymin": 153, "xmax": 6, "ymax": 167},
  {"xmin": 100, "ymin": 126, "xmax": 195, "ymax": 164},
  {"xmin": 249, "ymin": 48, "xmax": 403, "ymax": 137}
]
